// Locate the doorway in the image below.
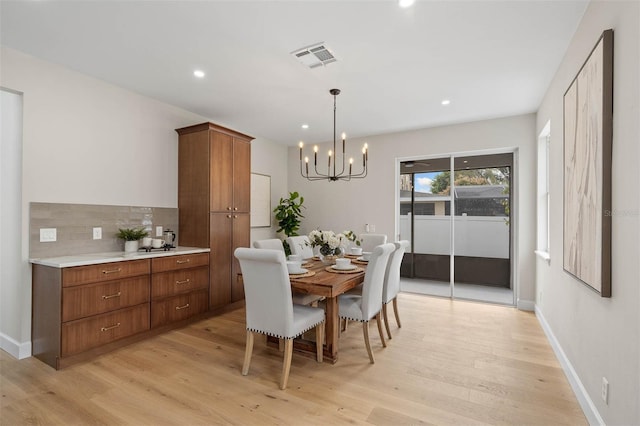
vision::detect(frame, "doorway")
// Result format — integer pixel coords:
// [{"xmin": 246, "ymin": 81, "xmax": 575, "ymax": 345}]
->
[{"xmin": 398, "ymin": 151, "xmax": 515, "ymax": 305}]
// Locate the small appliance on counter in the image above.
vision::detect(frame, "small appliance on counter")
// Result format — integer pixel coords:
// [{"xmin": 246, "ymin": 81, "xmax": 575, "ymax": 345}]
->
[{"xmin": 163, "ymin": 229, "xmax": 176, "ymax": 248}]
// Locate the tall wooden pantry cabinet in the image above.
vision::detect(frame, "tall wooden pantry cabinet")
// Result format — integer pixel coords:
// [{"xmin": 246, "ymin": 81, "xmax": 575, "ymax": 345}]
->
[{"xmin": 176, "ymin": 122, "xmax": 253, "ymax": 309}]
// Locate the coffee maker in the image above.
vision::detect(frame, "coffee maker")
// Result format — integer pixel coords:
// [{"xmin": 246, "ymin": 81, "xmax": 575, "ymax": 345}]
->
[{"xmin": 163, "ymin": 229, "xmax": 176, "ymax": 248}]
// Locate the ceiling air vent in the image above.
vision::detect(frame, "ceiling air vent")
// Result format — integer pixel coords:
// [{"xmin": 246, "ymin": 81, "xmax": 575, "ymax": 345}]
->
[{"xmin": 292, "ymin": 43, "xmax": 337, "ymax": 69}]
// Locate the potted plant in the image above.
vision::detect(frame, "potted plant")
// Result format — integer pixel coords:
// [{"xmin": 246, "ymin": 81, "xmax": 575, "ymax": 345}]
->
[
  {"xmin": 273, "ymin": 191, "xmax": 305, "ymax": 255},
  {"xmin": 116, "ymin": 227, "xmax": 148, "ymax": 253}
]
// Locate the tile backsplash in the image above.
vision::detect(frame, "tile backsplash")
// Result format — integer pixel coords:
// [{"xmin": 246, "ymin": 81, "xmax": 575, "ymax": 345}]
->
[{"xmin": 30, "ymin": 202, "xmax": 178, "ymax": 259}]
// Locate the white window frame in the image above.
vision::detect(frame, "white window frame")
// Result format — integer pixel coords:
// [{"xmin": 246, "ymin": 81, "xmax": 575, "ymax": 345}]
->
[{"xmin": 535, "ymin": 121, "xmax": 551, "ymax": 263}]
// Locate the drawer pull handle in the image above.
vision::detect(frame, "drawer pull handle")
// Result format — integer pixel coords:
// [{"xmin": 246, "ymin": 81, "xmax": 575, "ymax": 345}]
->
[
  {"xmin": 102, "ymin": 268, "xmax": 122, "ymax": 275},
  {"xmin": 176, "ymin": 259, "xmax": 191, "ymax": 264},
  {"xmin": 234, "ymin": 207, "xmax": 238, "ymax": 211},
  {"xmin": 233, "ymin": 215, "xmax": 238, "ymax": 219},
  {"xmin": 176, "ymin": 279, "xmax": 191, "ymax": 285},
  {"xmin": 226, "ymin": 214, "xmax": 232, "ymax": 218},
  {"xmin": 102, "ymin": 291, "xmax": 122, "ymax": 300},
  {"xmin": 100, "ymin": 323, "xmax": 121, "ymax": 332},
  {"xmin": 175, "ymin": 303, "xmax": 190, "ymax": 310}
]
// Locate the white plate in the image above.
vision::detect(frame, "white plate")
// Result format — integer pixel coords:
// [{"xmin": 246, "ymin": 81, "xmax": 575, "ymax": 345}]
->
[
  {"xmin": 289, "ymin": 268, "xmax": 308, "ymax": 275},
  {"xmin": 332, "ymin": 264, "xmax": 357, "ymax": 271},
  {"xmin": 356, "ymin": 257, "xmax": 369, "ymax": 262}
]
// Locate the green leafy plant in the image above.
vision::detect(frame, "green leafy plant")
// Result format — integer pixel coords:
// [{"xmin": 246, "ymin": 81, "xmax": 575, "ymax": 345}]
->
[
  {"xmin": 116, "ymin": 227, "xmax": 148, "ymax": 241},
  {"xmin": 273, "ymin": 192, "xmax": 305, "ymax": 255},
  {"xmin": 343, "ymin": 230, "xmax": 361, "ymax": 246}
]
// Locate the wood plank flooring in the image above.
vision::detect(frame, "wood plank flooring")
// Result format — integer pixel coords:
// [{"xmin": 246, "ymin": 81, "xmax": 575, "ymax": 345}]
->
[{"xmin": 1, "ymin": 294, "xmax": 586, "ymax": 425}]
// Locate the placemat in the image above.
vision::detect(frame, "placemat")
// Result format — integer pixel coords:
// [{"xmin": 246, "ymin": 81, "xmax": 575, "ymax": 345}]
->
[
  {"xmin": 289, "ymin": 270, "xmax": 316, "ymax": 278},
  {"xmin": 302, "ymin": 262, "xmax": 315, "ymax": 268},
  {"xmin": 343, "ymin": 254, "xmax": 360, "ymax": 259},
  {"xmin": 352, "ymin": 259, "xmax": 368, "ymax": 265},
  {"xmin": 324, "ymin": 266, "xmax": 364, "ymax": 274}
]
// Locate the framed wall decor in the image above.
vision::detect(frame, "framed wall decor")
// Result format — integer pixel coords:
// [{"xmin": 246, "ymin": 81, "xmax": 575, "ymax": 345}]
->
[
  {"xmin": 563, "ymin": 29, "xmax": 613, "ymax": 297},
  {"xmin": 250, "ymin": 173, "xmax": 271, "ymax": 228}
]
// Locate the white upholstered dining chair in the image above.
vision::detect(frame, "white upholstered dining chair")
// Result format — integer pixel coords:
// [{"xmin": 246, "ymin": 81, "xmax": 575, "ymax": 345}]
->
[
  {"xmin": 337, "ymin": 243, "xmax": 395, "ymax": 363},
  {"xmin": 253, "ymin": 238, "xmax": 319, "ymax": 306},
  {"xmin": 360, "ymin": 233, "xmax": 388, "ymax": 252},
  {"xmin": 253, "ymin": 239, "xmax": 285, "ymax": 252},
  {"xmin": 234, "ymin": 248, "xmax": 325, "ymax": 390},
  {"xmin": 382, "ymin": 240, "xmax": 409, "ymax": 339},
  {"xmin": 285, "ymin": 235, "xmax": 314, "ymax": 259}
]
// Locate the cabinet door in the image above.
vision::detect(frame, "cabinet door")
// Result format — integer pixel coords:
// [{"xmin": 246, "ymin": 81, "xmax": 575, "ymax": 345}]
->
[
  {"xmin": 210, "ymin": 132, "xmax": 234, "ymax": 213},
  {"xmin": 232, "ymin": 138, "xmax": 251, "ymax": 213},
  {"xmin": 231, "ymin": 213, "xmax": 250, "ymax": 302},
  {"xmin": 210, "ymin": 213, "xmax": 232, "ymax": 308}
]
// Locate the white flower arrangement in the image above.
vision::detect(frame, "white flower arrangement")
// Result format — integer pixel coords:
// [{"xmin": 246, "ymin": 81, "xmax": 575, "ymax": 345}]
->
[{"xmin": 308, "ymin": 229, "xmax": 346, "ymax": 256}]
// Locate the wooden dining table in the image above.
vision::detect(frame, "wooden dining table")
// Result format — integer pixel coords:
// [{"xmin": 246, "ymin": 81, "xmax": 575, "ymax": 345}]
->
[{"xmin": 287, "ymin": 257, "xmax": 365, "ymax": 363}]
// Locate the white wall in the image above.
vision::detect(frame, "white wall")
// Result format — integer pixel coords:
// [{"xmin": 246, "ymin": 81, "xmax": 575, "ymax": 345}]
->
[
  {"xmin": 289, "ymin": 114, "xmax": 536, "ymax": 305},
  {"xmin": 0, "ymin": 89, "xmax": 29, "ymax": 358},
  {"xmin": 535, "ymin": 2, "xmax": 639, "ymax": 425},
  {"xmin": 250, "ymin": 138, "xmax": 289, "ymax": 243},
  {"xmin": 0, "ymin": 47, "xmax": 289, "ymax": 357}
]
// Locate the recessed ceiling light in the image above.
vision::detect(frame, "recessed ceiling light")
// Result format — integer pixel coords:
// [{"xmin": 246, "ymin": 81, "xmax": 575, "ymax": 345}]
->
[
  {"xmin": 193, "ymin": 70, "xmax": 205, "ymax": 78},
  {"xmin": 301, "ymin": 124, "xmax": 309, "ymax": 129},
  {"xmin": 441, "ymin": 99, "xmax": 451, "ymax": 105},
  {"xmin": 399, "ymin": 0, "xmax": 415, "ymax": 8}
]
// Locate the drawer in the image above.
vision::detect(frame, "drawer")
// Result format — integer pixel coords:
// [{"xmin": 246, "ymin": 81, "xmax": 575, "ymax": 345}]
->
[
  {"xmin": 151, "ymin": 253, "xmax": 209, "ymax": 273},
  {"xmin": 62, "ymin": 276, "xmax": 150, "ymax": 322},
  {"xmin": 151, "ymin": 289, "xmax": 208, "ymax": 328},
  {"xmin": 62, "ymin": 259, "xmax": 150, "ymax": 287},
  {"xmin": 61, "ymin": 304, "xmax": 150, "ymax": 356},
  {"xmin": 151, "ymin": 266, "xmax": 208, "ymax": 299}
]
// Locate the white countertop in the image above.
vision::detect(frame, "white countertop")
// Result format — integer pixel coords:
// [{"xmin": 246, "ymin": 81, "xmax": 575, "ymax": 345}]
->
[{"xmin": 30, "ymin": 246, "xmax": 210, "ymax": 268}]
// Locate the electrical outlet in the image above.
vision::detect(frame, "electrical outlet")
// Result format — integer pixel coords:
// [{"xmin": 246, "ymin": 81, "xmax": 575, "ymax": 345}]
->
[
  {"xmin": 40, "ymin": 228, "xmax": 57, "ymax": 242},
  {"xmin": 601, "ymin": 377, "xmax": 609, "ymax": 404},
  {"xmin": 156, "ymin": 226, "xmax": 163, "ymax": 237},
  {"xmin": 370, "ymin": 224, "xmax": 376, "ymax": 232},
  {"xmin": 93, "ymin": 227, "xmax": 102, "ymax": 240}
]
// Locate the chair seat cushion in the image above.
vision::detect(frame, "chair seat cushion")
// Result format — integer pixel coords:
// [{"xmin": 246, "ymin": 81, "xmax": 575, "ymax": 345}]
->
[
  {"xmin": 290, "ymin": 305, "xmax": 325, "ymax": 338},
  {"xmin": 292, "ymin": 293, "xmax": 323, "ymax": 306},
  {"xmin": 337, "ymin": 293, "xmax": 367, "ymax": 322}
]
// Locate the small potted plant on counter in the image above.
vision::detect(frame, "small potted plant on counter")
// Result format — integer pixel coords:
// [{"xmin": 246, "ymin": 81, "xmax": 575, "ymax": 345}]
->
[{"xmin": 116, "ymin": 227, "xmax": 148, "ymax": 253}]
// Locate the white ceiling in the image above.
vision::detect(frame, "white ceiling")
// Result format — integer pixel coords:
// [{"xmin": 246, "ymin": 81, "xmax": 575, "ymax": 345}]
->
[{"xmin": 1, "ymin": 0, "xmax": 588, "ymax": 145}]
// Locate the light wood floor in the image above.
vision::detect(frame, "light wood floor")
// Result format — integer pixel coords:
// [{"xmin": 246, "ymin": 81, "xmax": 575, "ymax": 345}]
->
[{"xmin": 1, "ymin": 294, "xmax": 586, "ymax": 425}]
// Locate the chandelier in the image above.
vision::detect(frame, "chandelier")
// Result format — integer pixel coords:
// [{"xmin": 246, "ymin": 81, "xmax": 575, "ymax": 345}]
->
[{"xmin": 299, "ymin": 89, "xmax": 368, "ymax": 181}]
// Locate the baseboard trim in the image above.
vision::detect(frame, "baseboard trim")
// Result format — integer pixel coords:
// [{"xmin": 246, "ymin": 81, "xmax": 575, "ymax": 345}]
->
[
  {"xmin": 0, "ymin": 332, "xmax": 32, "ymax": 360},
  {"xmin": 535, "ymin": 305, "xmax": 604, "ymax": 426},
  {"xmin": 516, "ymin": 299, "xmax": 535, "ymax": 311}
]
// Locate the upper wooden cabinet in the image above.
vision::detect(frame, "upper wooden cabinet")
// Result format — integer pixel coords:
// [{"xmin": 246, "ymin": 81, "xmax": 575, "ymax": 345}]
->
[{"xmin": 176, "ymin": 122, "xmax": 253, "ymax": 309}]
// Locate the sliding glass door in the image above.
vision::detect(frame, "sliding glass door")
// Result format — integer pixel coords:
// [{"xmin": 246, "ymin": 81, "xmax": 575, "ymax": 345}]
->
[{"xmin": 399, "ymin": 152, "xmax": 514, "ymax": 305}]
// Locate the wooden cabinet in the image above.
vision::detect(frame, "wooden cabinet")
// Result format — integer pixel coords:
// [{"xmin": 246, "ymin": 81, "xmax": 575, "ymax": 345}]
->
[
  {"xmin": 150, "ymin": 253, "xmax": 209, "ymax": 327},
  {"xmin": 32, "ymin": 259, "xmax": 151, "ymax": 368},
  {"xmin": 176, "ymin": 122, "xmax": 253, "ymax": 309},
  {"xmin": 31, "ymin": 250, "xmax": 210, "ymax": 369}
]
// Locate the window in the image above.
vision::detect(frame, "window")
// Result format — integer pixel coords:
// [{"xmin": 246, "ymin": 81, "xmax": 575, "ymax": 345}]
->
[{"xmin": 536, "ymin": 121, "xmax": 551, "ymax": 261}]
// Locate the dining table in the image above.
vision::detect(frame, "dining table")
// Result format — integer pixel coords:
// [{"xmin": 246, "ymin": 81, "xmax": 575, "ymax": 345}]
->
[
  {"xmin": 238, "ymin": 256, "xmax": 366, "ymax": 364},
  {"xmin": 288, "ymin": 256, "xmax": 366, "ymax": 363}
]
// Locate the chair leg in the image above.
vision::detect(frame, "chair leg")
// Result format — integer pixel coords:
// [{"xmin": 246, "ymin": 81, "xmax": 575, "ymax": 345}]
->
[
  {"xmin": 315, "ymin": 323, "xmax": 324, "ymax": 362},
  {"xmin": 278, "ymin": 338, "xmax": 284, "ymax": 352},
  {"xmin": 382, "ymin": 303, "xmax": 392, "ymax": 340},
  {"xmin": 363, "ymin": 321, "xmax": 375, "ymax": 364},
  {"xmin": 280, "ymin": 339, "xmax": 293, "ymax": 390},
  {"xmin": 242, "ymin": 330, "xmax": 254, "ymax": 376},
  {"xmin": 392, "ymin": 297, "xmax": 402, "ymax": 328},
  {"xmin": 375, "ymin": 313, "xmax": 387, "ymax": 348}
]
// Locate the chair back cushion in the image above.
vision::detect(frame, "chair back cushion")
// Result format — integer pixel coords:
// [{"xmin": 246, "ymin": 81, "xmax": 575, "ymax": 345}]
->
[
  {"xmin": 285, "ymin": 236, "xmax": 314, "ymax": 259},
  {"xmin": 383, "ymin": 240, "xmax": 409, "ymax": 303},
  {"xmin": 360, "ymin": 233, "xmax": 388, "ymax": 252},
  {"xmin": 253, "ymin": 239, "xmax": 285, "ymax": 252},
  {"xmin": 234, "ymin": 248, "xmax": 296, "ymax": 338},
  {"xmin": 360, "ymin": 243, "xmax": 395, "ymax": 319}
]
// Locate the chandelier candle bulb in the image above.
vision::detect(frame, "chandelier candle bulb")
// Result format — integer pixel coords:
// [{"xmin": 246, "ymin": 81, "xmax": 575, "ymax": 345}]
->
[
  {"xmin": 349, "ymin": 157, "xmax": 353, "ymax": 175},
  {"xmin": 342, "ymin": 132, "xmax": 346, "ymax": 153},
  {"xmin": 314, "ymin": 145, "xmax": 318, "ymax": 165},
  {"xmin": 305, "ymin": 157, "xmax": 309, "ymax": 175}
]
